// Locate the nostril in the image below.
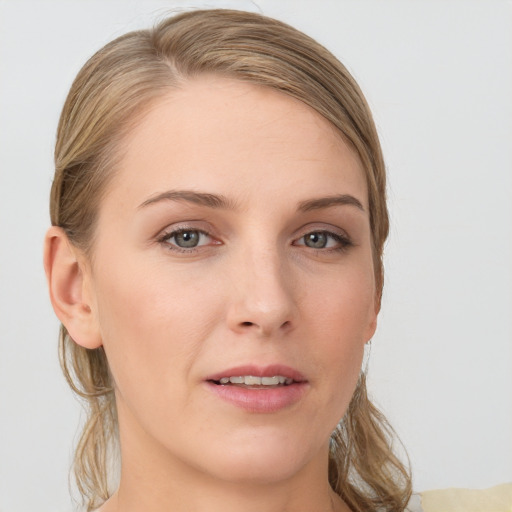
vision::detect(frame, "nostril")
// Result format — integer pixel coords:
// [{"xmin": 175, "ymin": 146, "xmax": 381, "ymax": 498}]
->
[{"xmin": 239, "ymin": 320, "xmax": 291, "ymax": 331}]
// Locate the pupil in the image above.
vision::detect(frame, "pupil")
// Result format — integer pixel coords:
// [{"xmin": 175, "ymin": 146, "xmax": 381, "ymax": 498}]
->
[
  {"xmin": 305, "ymin": 232, "xmax": 327, "ymax": 248},
  {"xmin": 175, "ymin": 231, "xmax": 199, "ymax": 248}
]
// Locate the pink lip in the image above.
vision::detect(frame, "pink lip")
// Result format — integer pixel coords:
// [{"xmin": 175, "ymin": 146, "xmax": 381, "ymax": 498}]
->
[
  {"xmin": 204, "ymin": 364, "xmax": 308, "ymax": 414},
  {"xmin": 205, "ymin": 364, "xmax": 307, "ymax": 382}
]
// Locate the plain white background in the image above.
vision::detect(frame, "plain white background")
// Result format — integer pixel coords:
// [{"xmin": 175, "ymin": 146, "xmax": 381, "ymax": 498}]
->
[{"xmin": 0, "ymin": 1, "xmax": 511, "ymax": 511}]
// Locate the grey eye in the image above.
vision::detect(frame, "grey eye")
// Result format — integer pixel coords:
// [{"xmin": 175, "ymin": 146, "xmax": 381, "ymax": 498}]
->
[
  {"xmin": 304, "ymin": 232, "xmax": 328, "ymax": 249},
  {"xmin": 173, "ymin": 230, "xmax": 201, "ymax": 248}
]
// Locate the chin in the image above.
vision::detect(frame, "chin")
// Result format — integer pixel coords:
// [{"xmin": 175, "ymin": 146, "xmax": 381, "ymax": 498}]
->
[{"xmin": 197, "ymin": 429, "xmax": 323, "ymax": 485}]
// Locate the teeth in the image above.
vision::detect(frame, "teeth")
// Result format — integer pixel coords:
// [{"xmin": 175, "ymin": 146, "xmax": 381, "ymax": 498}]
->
[
  {"xmin": 244, "ymin": 376, "xmax": 262, "ymax": 385},
  {"xmin": 261, "ymin": 376, "xmax": 279, "ymax": 385},
  {"xmin": 217, "ymin": 375, "xmax": 293, "ymax": 386}
]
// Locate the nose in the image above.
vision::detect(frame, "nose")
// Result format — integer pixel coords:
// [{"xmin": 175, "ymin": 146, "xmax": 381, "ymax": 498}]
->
[{"xmin": 226, "ymin": 246, "xmax": 297, "ymax": 338}]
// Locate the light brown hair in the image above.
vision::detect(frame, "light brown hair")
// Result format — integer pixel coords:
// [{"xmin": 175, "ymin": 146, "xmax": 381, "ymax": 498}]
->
[{"xmin": 51, "ymin": 9, "xmax": 411, "ymax": 512}]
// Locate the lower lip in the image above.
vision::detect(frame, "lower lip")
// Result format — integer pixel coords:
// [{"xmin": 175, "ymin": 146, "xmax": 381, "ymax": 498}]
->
[{"xmin": 204, "ymin": 381, "xmax": 308, "ymax": 413}]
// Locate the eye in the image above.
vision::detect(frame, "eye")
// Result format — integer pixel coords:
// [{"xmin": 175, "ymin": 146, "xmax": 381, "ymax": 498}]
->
[
  {"xmin": 294, "ymin": 230, "xmax": 351, "ymax": 251},
  {"xmin": 160, "ymin": 228, "xmax": 213, "ymax": 250},
  {"xmin": 303, "ymin": 232, "xmax": 330, "ymax": 249}
]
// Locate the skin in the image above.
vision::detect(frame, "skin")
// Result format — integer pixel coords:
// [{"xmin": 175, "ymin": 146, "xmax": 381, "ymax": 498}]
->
[{"xmin": 45, "ymin": 76, "xmax": 378, "ymax": 512}]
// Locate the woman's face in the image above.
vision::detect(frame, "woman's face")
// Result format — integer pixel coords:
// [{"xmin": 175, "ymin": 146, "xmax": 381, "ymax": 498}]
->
[{"xmin": 82, "ymin": 76, "xmax": 378, "ymax": 484}]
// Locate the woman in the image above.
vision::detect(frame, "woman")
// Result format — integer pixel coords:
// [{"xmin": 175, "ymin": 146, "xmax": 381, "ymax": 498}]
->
[{"xmin": 44, "ymin": 9, "xmax": 412, "ymax": 512}]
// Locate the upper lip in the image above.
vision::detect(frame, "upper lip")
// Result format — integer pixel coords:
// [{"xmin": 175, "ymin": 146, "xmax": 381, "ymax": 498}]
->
[{"xmin": 205, "ymin": 364, "xmax": 307, "ymax": 383}]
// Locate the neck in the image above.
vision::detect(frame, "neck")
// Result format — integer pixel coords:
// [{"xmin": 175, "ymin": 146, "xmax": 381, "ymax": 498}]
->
[{"xmin": 110, "ymin": 468, "xmax": 348, "ymax": 512}]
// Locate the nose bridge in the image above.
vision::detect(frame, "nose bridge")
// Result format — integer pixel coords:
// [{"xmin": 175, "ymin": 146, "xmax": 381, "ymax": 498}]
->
[{"xmin": 228, "ymin": 239, "xmax": 296, "ymax": 336}]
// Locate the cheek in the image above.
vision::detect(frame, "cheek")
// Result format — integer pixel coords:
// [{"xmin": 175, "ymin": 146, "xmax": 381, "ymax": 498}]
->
[
  {"xmin": 306, "ymin": 261, "xmax": 376, "ymax": 344},
  {"xmin": 302, "ymin": 264, "xmax": 375, "ymax": 414},
  {"xmin": 92, "ymin": 256, "xmax": 225, "ymax": 404}
]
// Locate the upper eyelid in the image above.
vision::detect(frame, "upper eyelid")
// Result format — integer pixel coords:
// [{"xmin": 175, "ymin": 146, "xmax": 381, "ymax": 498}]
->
[
  {"xmin": 293, "ymin": 223, "xmax": 350, "ymax": 239},
  {"xmin": 296, "ymin": 229, "xmax": 345, "ymax": 239},
  {"xmin": 293, "ymin": 230, "xmax": 350, "ymax": 244},
  {"xmin": 156, "ymin": 221, "xmax": 212, "ymax": 237},
  {"xmin": 163, "ymin": 226, "xmax": 209, "ymax": 235},
  {"xmin": 159, "ymin": 226, "xmax": 212, "ymax": 241}
]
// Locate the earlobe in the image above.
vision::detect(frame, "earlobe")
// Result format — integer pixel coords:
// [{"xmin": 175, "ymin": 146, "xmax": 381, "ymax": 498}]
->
[
  {"xmin": 366, "ymin": 315, "xmax": 378, "ymax": 343},
  {"xmin": 43, "ymin": 226, "xmax": 102, "ymax": 349},
  {"xmin": 365, "ymin": 294, "xmax": 380, "ymax": 343}
]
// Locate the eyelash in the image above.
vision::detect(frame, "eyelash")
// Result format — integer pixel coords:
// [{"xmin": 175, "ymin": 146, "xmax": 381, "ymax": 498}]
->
[
  {"xmin": 293, "ymin": 230, "xmax": 353, "ymax": 252},
  {"xmin": 157, "ymin": 227, "xmax": 215, "ymax": 253},
  {"xmin": 157, "ymin": 227, "xmax": 353, "ymax": 253}
]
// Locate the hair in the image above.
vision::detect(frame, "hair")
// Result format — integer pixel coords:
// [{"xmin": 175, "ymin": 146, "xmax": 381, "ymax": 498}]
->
[{"xmin": 51, "ymin": 8, "xmax": 411, "ymax": 512}]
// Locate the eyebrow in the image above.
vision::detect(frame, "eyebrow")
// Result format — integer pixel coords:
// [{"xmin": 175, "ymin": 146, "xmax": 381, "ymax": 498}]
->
[
  {"xmin": 138, "ymin": 190, "xmax": 238, "ymax": 210},
  {"xmin": 138, "ymin": 190, "xmax": 365, "ymax": 213},
  {"xmin": 297, "ymin": 194, "xmax": 365, "ymax": 213}
]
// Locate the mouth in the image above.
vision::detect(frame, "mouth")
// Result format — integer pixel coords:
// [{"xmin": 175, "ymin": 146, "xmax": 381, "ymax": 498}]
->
[
  {"xmin": 204, "ymin": 365, "xmax": 308, "ymax": 413},
  {"xmin": 209, "ymin": 374, "xmax": 295, "ymax": 389},
  {"xmin": 205, "ymin": 364, "xmax": 306, "ymax": 387}
]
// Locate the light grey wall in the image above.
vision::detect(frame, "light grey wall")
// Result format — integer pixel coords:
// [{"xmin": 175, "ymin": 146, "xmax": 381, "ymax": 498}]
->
[{"xmin": 0, "ymin": 1, "xmax": 511, "ymax": 510}]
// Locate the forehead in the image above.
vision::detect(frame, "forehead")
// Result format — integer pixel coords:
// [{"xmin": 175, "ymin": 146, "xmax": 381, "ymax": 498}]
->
[{"xmin": 104, "ymin": 76, "xmax": 367, "ymax": 212}]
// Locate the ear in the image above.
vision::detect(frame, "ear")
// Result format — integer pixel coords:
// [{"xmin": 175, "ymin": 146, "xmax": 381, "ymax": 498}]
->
[{"xmin": 43, "ymin": 226, "xmax": 102, "ymax": 349}]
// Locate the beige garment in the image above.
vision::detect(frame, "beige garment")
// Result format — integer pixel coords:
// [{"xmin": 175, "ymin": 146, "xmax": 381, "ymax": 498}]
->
[{"xmin": 421, "ymin": 482, "xmax": 512, "ymax": 512}]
